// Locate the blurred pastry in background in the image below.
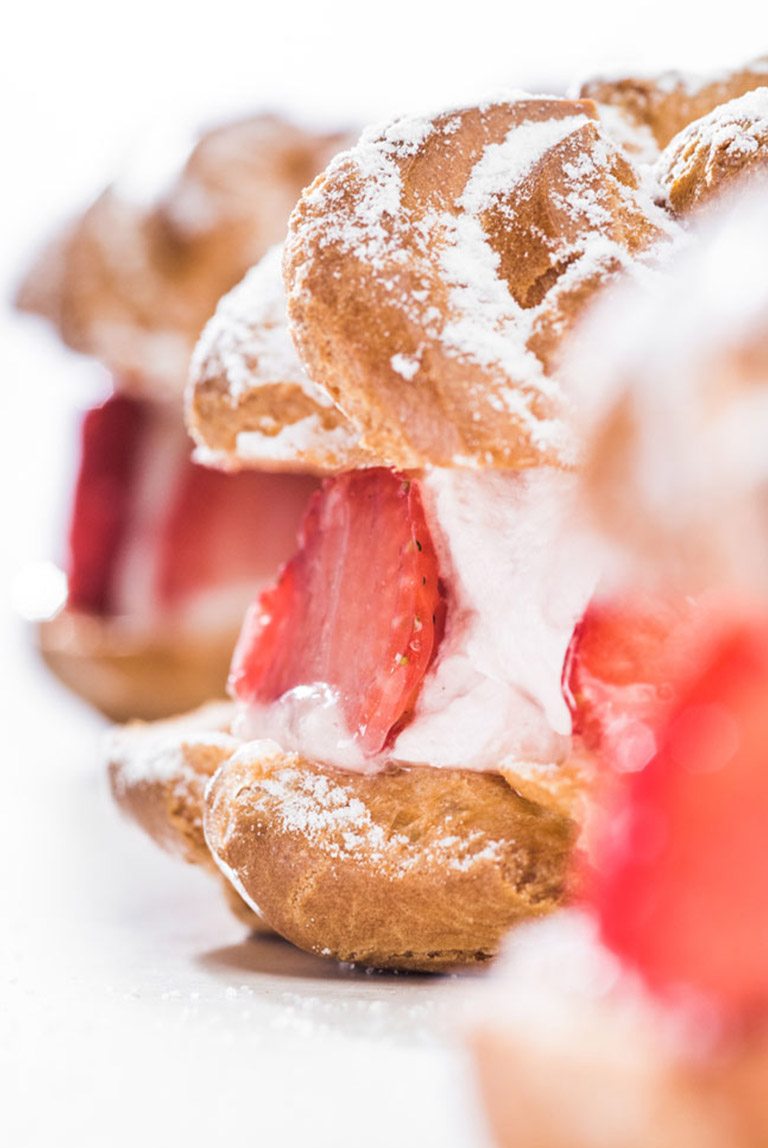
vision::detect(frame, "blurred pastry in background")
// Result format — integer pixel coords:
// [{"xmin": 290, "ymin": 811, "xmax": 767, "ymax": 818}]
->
[
  {"xmin": 575, "ymin": 53, "xmax": 768, "ymax": 162},
  {"xmin": 15, "ymin": 115, "xmax": 351, "ymax": 720}
]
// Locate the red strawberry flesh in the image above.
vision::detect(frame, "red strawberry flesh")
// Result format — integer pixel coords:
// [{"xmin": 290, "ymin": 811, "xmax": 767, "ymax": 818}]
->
[
  {"xmin": 592, "ymin": 617, "xmax": 768, "ymax": 1021},
  {"xmin": 229, "ymin": 468, "xmax": 447, "ymax": 757},
  {"xmin": 564, "ymin": 591, "xmax": 704, "ymax": 773},
  {"xmin": 67, "ymin": 394, "xmax": 147, "ymax": 614},
  {"xmin": 155, "ymin": 462, "xmax": 319, "ymax": 607},
  {"xmin": 68, "ymin": 392, "xmax": 318, "ymax": 618}
]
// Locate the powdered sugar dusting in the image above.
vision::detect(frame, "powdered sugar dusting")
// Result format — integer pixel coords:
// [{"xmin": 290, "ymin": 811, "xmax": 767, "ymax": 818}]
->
[
  {"xmin": 219, "ymin": 744, "xmax": 509, "ymax": 874},
  {"xmin": 287, "ymin": 97, "xmax": 680, "ymax": 463},
  {"xmin": 657, "ymin": 87, "xmax": 768, "ymax": 198},
  {"xmin": 190, "ymin": 246, "xmax": 333, "ymax": 406},
  {"xmin": 109, "ymin": 702, "xmax": 236, "ymax": 790},
  {"xmin": 462, "ymin": 115, "xmax": 590, "ymax": 204},
  {"xmin": 592, "ymin": 102, "xmax": 660, "ymax": 164},
  {"xmin": 234, "ymin": 418, "xmax": 358, "ymax": 463},
  {"xmin": 390, "ymin": 351, "xmax": 421, "ymax": 380},
  {"xmin": 189, "ymin": 245, "xmax": 372, "ymax": 466}
]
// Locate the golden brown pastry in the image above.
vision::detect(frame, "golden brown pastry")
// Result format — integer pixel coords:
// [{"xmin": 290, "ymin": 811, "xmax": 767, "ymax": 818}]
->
[
  {"xmin": 656, "ymin": 89, "xmax": 768, "ymax": 216},
  {"xmin": 205, "ymin": 746, "xmax": 575, "ymax": 970},
  {"xmin": 110, "ymin": 715, "xmax": 579, "ymax": 967},
  {"xmin": 39, "ymin": 612, "xmax": 239, "ymax": 724},
  {"xmin": 108, "ymin": 702, "xmax": 266, "ymax": 929},
  {"xmin": 284, "ymin": 96, "xmax": 679, "ymax": 471},
  {"xmin": 187, "ymin": 245, "xmax": 380, "ymax": 473},
  {"xmin": 578, "ymin": 56, "xmax": 768, "ymax": 159}
]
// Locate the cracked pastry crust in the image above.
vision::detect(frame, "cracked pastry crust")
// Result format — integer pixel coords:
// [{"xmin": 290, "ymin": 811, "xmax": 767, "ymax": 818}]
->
[
  {"xmin": 204, "ymin": 745, "xmax": 577, "ymax": 971},
  {"xmin": 283, "ymin": 96, "xmax": 677, "ymax": 472},
  {"xmin": 108, "ymin": 707, "xmax": 582, "ymax": 969},
  {"xmin": 17, "ymin": 116, "xmax": 352, "ymax": 398},
  {"xmin": 656, "ymin": 89, "xmax": 768, "ymax": 216}
]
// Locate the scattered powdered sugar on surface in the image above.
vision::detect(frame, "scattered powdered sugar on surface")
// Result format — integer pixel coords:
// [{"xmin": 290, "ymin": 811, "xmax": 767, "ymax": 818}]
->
[
  {"xmin": 591, "ymin": 103, "xmax": 660, "ymax": 165},
  {"xmin": 189, "ymin": 245, "xmax": 368, "ymax": 465},
  {"xmin": 574, "ymin": 60, "xmax": 768, "ymax": 99}
]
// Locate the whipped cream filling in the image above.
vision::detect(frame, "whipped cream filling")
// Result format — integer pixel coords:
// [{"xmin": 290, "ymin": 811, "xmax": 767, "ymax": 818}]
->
[{"xmin": 234, "ymin": 467, "xmax": 601, "ymax": 774}]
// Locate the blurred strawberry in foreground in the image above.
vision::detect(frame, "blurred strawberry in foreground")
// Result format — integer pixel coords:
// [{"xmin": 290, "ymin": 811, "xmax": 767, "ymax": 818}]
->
[
  {"xmin": 230, "ymin": 467, "xmax": 447, "ymax": 755},
  {"xmin": 565, "ymin": 591, "xmax": 716, "ymax": 773},
  {"xmin": 592, "ymin": 616, "xmax": 768, "ymax": 1023}
]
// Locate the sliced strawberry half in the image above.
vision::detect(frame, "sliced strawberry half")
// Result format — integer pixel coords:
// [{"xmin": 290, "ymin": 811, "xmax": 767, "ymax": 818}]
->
[
  {"xmin": 229, "ymin": 468, "xmax": 447, "ymax": 756},
  {"xmin": 564, "ymin": 591, "xmax": 705, "ymax": 773},
  {"xmin": 67, "ymin": 393, "xmax": 147, "ymax": 614},
  {"xmin": 155, "ymin": 463, "xmax": 319, "ymax": 607},
  {"xmin": 592, "ymin": 616, "xmax": 768, "ymax": 1022}
]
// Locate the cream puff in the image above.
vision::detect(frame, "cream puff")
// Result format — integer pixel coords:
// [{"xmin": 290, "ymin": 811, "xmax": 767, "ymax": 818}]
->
[
  {"xmin": 109, "ymin": 92, "xmax": 684, "ymax": 967},
  {"xmin": 17, "ymin": 115, "xmax": 351, "ymax": 720}
]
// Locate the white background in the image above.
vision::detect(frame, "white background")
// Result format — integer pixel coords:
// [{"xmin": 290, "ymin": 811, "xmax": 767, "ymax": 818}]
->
[{"xmin": 1, "ymin": 3, "xmax": 765, "ymax": 1145}]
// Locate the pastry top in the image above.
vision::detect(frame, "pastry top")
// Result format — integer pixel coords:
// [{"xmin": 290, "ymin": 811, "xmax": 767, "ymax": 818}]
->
[
  {"xmin": 578, "ymin": 56, "xmax": 768, "ymax": 160},
  {"xmin": 187, "ymin": 245, "xmax": 380, "ymax": 473},
  {"xmin": 565, "ymin": 178, "xmax": 768, "ymax": 590},
  {"xmin": 284, "ymin": 95, "xmax": 679, "ymax": 471},
  {"xmin": 17, "ymin": 115, "xmax": 351, "ymax": 398},
  {"xmin": 656, "ymin": 88, "xmax": 768, "ymax": 216}
]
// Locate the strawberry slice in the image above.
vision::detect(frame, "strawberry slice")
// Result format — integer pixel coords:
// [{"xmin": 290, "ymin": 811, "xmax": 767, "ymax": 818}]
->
[
  {"xmin": 229, "ymin": 468, "xmax": 447, "ymax": 756},
  {"xmin": 564, "ymin": 591, "xmax": 704, "ymax": 773},
  {"xmin": 592, "ymin": 617, "xmax": 768, "ymax": 1021},
  {"xmin": 67, "ymin": 393, "xmax": 147, "ymax": 614},
  {"xmin": 155, "ymin": 464, "xmax": 319, "ymax": 607}
]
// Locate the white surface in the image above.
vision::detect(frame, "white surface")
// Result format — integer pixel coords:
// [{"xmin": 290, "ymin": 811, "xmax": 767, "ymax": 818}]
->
[
  {"xmin": 0, "ymin": 617, "xmax": 492, "ymax": 1148},
  {"xmin": 2, "ymin": 7, "xmax": 766, "ymax": 1145}
]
